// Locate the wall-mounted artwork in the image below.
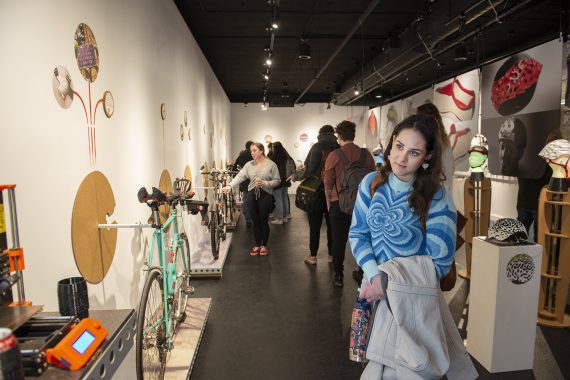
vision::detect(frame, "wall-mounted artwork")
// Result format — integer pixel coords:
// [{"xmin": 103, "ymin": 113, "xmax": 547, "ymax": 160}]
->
[
  {"xmin": 379, "ymin": 100, "xmax": 402, "ymax": 150},
  {"xmin": 482, "ymin": 39, "xmax": 562, "ymax": 178},
  {"xmin": 401, "ymin": 87, "xmax": 433, "ymax": 119},
  {"xmin": 71, "ymin": 171, "xmax": 117, "ymax": 284},
  {"xmin": 562, "ymin": 40, "xmax": 570, "ymax": 137},
  {"xmin": 180, "ymin": 124, "xmax": 184, "ymax": 141},
  {"xmin": 265, "ymin": 134, "xmax": 273, "ymax": 143},
  {"xmin": 435, "ymin": 69, "xmax": 479, "ymax": 171},
  {"xmin": 53, "ymin": 23, "xmax": 114, "ymax": 166},
  {"xmin": 300, "ymin": 133, "xmax": 308, "ymax": 142},
  {"xmin": 74, "ymin": 23, "xmax": 99, "ymax": 82},
  {"xmin": 52, "ymin": 65, "xmax": 74, "ymax": 109},
  {"xmin": 364, "ymin": 107, "xmax": 380, "ymax": 150}
]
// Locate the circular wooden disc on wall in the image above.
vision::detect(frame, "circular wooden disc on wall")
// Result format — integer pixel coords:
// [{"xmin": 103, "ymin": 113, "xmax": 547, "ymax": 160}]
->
[
  {"xmin": 184, "ymin": 165, "xmax": 193, "ymax": 189},
  {"xmin": 71, "ymin": 171, "xmax": 117, "ymax": 284},
  {"xmin": 159, "ymin": 169, "xmax": 173, "ymax": 225}
]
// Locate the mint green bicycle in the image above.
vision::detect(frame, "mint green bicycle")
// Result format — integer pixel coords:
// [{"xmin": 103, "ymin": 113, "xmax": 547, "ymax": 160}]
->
[{"xmin": 135, "ymin": 178, "xmax": 209, "ymax": 379}]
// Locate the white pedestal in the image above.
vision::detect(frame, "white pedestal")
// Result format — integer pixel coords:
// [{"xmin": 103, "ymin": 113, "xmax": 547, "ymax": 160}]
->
[
  {"xmin": 190, "ymin": 232, "xmax": 233, "ymax": 277},
  {"xmin": 467, "ymin": 237, "xmax": 542, "ymax": 373}
]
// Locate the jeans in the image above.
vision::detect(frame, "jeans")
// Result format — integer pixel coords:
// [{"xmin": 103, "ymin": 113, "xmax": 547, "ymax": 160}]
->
[
  {"xmin": 241, "ymin": 190, "xmax": 252, "ymax": 223},
  {"xmin": 329, "ymin": 201, "xmax": 352, "ymax": 278},
  {"xmin": 248, "ymin": 189, "xmax": 273, "ymax": 246},
  {"xmin": 273, "ymin": 187, "xmax": 289, "ymax": 219},
  {"xmin": 307, "ymin": 207, "xmax": 332, "ymax": 257},
  {"xmin": 517, "ymin": 207, "xmax": 538, "ymax": 242}
]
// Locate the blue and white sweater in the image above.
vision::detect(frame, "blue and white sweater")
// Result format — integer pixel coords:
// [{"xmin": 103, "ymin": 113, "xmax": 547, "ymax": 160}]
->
[{"xmin": 349, "ymin": 172, "xmax": 456, "ymax": 281}]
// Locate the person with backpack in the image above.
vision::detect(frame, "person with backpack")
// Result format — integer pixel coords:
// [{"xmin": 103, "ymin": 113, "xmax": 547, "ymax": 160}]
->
[
  {"xmin": 289, "ymin": 125, "xmax": 339, "ymax": 265},
  {"xmin": 324, "ymin": 120, "xmax": 375, "ymax": 287},
  {"xmin": 348, "ymin": 115, "xmax": 468, "ymax": 378}
]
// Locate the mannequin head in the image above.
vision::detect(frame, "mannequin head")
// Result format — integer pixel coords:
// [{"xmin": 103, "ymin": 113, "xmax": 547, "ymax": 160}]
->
[
  {"xmin": 539, "ymin": 139, "xmax": 570, "ymax": 179},
  {"xmin": 468, "ymin": 134, "xmax": 488, "ymax": 173},
  {"xmin": 498, "ymin": 117, "xmax": 527, "ymax": 176}
]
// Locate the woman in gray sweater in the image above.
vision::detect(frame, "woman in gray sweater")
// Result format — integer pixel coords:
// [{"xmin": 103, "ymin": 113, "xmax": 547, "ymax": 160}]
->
[{"xmin": 223, "ymin": 143, "xmax": 280, "ymax": 255}]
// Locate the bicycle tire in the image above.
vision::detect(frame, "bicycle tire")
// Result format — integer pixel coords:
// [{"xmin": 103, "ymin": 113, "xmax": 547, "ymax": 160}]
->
[
  {"xmin": 136, "ymin": 268, "xmax": 166, "ymax": 380},
  {"xmin": 172, "ymin": 233, "xmax": 191, "ymax": 328},
  {"xmin": 218, "ymin": 205, "xmax": 227, "ymax": 241},
  {"xmin": 210, "ymin": 210, "xmax": 220, "ymax": 259}
]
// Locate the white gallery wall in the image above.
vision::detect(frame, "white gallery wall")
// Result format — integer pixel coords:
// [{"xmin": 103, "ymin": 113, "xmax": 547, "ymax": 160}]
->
[
  {"xmin": 0, "ymin": 0, "xmax": 230, "ymax": 311},
  {"xmin": 230, "ymin": 103, "xmax": 368, "ymax": 194}
]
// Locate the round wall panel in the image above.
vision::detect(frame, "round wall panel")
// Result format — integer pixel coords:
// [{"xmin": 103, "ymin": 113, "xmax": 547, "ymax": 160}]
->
[
  {"xmin": 159, "ymin": 169, "xmax": 173, "ymax": 225},
  {"xmin": 71, "ymin": 171, "xmax": 117, "ymax": 284},
  {"xmin": 184, "ymin": 165, "xmax": 192, "ymax": 189}
]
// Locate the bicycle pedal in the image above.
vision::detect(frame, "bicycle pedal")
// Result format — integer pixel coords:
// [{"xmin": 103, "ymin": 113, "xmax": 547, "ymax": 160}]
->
[{"xmin": 183, "ymin": 285, "xmax": 195, "ymax": 295}]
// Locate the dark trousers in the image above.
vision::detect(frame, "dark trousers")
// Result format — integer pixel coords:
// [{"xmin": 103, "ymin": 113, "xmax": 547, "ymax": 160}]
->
[
  {"xmin": 248, "ymin": 189, "xmax": 273, "ymax": 246},
  {"xmin": 329, "ymin": 201, "xmax": 352, "ymax": 278},
  {"xmin": 517, "ymin": 207, "xmax": 538, "ymax": 242},
  {"xmin": 307, "ymin": 207, "xmax": 332, "ymax": 257}
]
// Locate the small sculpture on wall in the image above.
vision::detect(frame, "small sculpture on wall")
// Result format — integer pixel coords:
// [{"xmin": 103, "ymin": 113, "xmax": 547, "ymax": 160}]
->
[
  {"xmin": 538, "ymin": 138, "xmax": 570, "ymax": 191},
  {"xmin": 468, "ymin": 133, "xmax": 488, "ymax": 181},
  {"xmin": 372, "ymin": 140, "xmax": 384, "ymax": 168}
]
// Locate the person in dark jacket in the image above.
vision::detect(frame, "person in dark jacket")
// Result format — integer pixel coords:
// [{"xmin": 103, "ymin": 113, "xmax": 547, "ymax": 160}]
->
[
  {"xmin": 290, "ymin": 125, "xmax": 339, "ymax": 265},
  {"xmin": 234, "ymin": 141, "xmax": 254, "ymax": 226},
  {"xmin": 269, "ymin": 141, "xmax": 293, "ymax": 224}
]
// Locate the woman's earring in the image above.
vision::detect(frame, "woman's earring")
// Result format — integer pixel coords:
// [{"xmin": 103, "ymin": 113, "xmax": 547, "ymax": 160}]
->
[
  {"xmin": 386, "ymin": 154, "xmax": 391, "ymax": 161},
  {"xmin": 422, "ymin": 162, "xmax": 429, "ymax": 170}
]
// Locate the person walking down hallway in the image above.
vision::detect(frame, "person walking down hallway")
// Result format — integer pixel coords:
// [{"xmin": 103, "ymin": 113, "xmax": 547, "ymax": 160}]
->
[
  {"xmin": 290, "ymin": 125, "xmax": 339, "ymax": 265},
  {"xmin": 269, "ymin": 141, "xmax": 293, "ymax": 224},
  {"xmin": 234, "ymin": 140, "xmax": 254, "ymax": 226},
  {"xmin": 223, "ymin": 143, "xmax": 280, "ymax": 255},
  {"xmin": 324, "ymin": 121, "xmax": 375, "ymax": 287}
]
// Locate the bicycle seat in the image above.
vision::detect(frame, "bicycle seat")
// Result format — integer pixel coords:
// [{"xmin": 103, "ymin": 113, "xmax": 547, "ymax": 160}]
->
[{"xmin": 137, "ymin": 187, "xmax": 167, "ymax": 204}]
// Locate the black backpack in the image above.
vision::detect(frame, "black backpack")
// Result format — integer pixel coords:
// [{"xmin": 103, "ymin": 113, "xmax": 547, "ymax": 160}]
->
[{"xmin": 336, "ymin": 148, "xmax": 373, "ymax": 215}]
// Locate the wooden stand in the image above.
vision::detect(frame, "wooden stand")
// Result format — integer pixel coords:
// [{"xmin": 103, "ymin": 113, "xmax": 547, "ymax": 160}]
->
[
  {"xmin": 459, "ymin": 177, "xmax": 491, "ymax": 280},
  {"xmin": 537, "ymin": 187, "xmax": 570, "ymax": 327}
]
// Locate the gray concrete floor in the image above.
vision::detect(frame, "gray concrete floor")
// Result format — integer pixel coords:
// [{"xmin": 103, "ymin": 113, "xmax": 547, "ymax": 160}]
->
[{"xmin": 189, "ymin": 196, "xmax": 569, "ymax": 380}]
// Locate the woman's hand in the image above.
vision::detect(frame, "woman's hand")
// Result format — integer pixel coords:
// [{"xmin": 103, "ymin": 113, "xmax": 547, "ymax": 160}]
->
[
  {"xmin": 359, "ymin": 274, "xmax": 384, "ymax": 303},
  {"xmin": 255, "ymin": 178, "xmax": 263, "ymax": 187},
  {"xmin": 222, "ymin": 185, "xmax": 232, "ymax": 194}
]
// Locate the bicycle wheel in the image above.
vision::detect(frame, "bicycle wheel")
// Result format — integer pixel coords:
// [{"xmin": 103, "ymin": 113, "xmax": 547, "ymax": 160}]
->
[
  {"xmin": 218, "ymin": 205, "xmax": 227, "ymax": 241},
  {"xmin": 172, "ymin": 233, "xmax": 192, "ymax": 327},
  {"xmin": 210, "ymin": 210, "xmax": 220, "ymax": 259},
  {"xmin": 136, "ymin": 269, "xmax": 166, "ymax": 380}
]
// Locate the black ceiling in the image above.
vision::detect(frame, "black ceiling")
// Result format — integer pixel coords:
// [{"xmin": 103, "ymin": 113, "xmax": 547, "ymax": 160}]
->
[{"xmin": 175, "ymin": 0, "xmax": 567, "ymax": 107}]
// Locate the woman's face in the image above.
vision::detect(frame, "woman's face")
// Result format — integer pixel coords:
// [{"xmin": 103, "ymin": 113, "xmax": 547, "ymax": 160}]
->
[
  {"xmin": 389, "ymin": 128, "xmax": 429, "ymax": 182},
  {"xmin": 250, "ymin": 145, "xmax": 263, "ymax": 160}
]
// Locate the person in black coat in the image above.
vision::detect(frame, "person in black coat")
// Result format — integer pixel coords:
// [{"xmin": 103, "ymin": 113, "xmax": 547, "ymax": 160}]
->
[{"xmin": 290, "ymin": 125, "xmax": 339, "ymax": 265}]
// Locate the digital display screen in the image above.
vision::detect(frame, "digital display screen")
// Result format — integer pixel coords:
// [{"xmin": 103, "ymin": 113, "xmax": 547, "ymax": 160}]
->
[{"xmin": 72, "ymin": 330, "xmax": 96, "ymax": 354}]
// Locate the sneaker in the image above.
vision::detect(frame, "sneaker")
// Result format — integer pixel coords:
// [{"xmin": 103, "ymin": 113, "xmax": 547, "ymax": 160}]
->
[
  {"xmin": 328, "ymin": 255, "xmax": 333, "ymax": 263},
  {"xmin": 270, "ymin": 219, "xmax": 283, "ymax": 225},
  {"xmin": 259, "ymin": 246, "xmax": 269, "ymax": 255},
  {"xmin": 304, "ymin": 255, "xmax": 317, "ymax": 265},
  {"xmin": 333, "ymin": 274, "xmax": 344, "ymax": 287},
  {"xmin": 250, "ymin": 247, "xmax": 260, "ymax": 256}
]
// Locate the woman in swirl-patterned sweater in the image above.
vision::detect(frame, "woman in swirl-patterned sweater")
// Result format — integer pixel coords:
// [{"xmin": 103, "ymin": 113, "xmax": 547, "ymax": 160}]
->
[{"xmin": 349, "ymin": 114, "xmax": 457, "ymax": 303}]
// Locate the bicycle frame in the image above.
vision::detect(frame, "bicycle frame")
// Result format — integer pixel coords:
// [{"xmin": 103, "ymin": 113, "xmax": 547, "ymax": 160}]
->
[{"xmin": 145, "ymin": 206, "xmax": 185, "ymax": 350}]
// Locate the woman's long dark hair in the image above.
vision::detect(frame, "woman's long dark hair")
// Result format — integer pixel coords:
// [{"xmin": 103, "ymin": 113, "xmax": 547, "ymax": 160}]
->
[
  {"xmin": 371, "ymin": 114, "xmax": 444, "ymax": 223},
  {"xmin": 270, "ymin": 141, "xmax": 292, "ymax": 180}
]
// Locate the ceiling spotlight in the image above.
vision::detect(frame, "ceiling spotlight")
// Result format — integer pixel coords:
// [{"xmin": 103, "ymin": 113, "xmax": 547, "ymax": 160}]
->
[
  {"xmin": 454, "ymin": 44, "xmax": 468, "ymax": 61},
  {"xmin": 373, "ymin": 89, "xmax": 384, "ymax": 99},
  {"xmin": 354, "ymin": 86, "xmax": 360, "ymax": 96},
  {"xmin": 281, "ymin": 82, "xmax": 289, "ymax": 98},
  {"xmin": 266, "ymin": 58, "xmax": 273, "ymax": 66},
  {"xmin": 261, "ymin": 103, "xmax": 268, "ymax": 111},
  {"xmin": 298, "ymin": 40, "xmax": 311, "ymax": 60},
  {"xmin": 271, "ymin": 21, "xmax": 279, "ymax": 30},
  {"xmin": 263, "ymin": 72, "xmax": 270, "ymax": 80}
]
